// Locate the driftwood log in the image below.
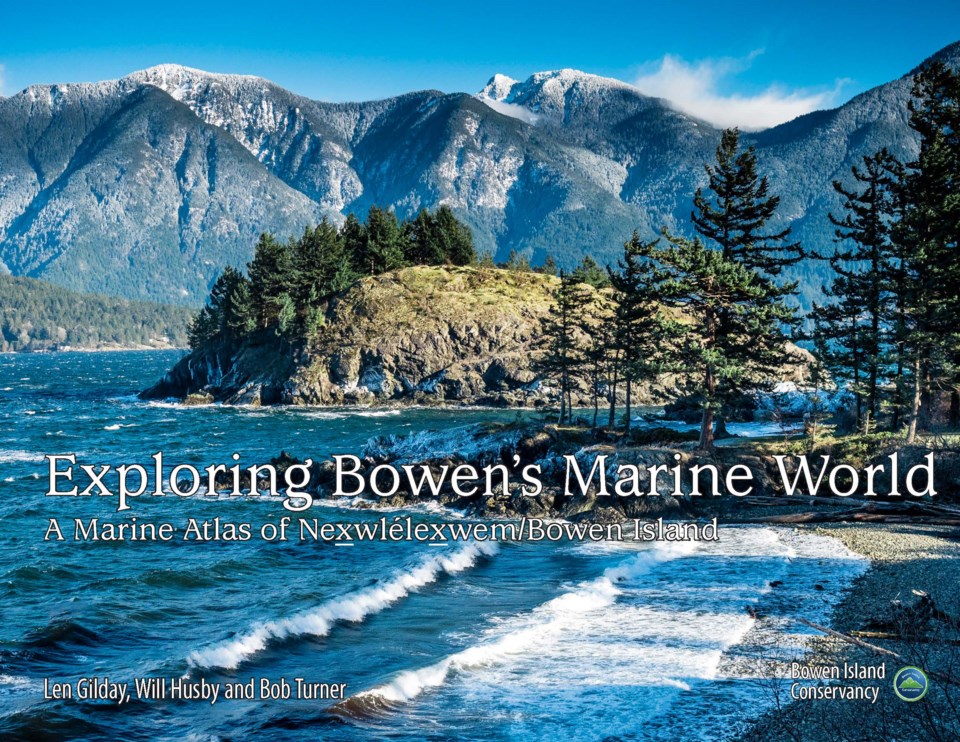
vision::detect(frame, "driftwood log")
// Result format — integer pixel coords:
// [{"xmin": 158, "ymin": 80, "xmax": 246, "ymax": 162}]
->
[
  {"xmin": 798, "ymin": 617, "xmax": 960, "ymax": 688},
  {"xmin": 736, "ymin": 497, "xmax": 960, "ymax": 525}
]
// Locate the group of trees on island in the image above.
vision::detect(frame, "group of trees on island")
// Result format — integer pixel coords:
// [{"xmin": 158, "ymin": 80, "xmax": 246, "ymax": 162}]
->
[
  {"xmin": 188, "ymin": 200, "xmax": 609, "ymax": 354},
  {"xmin": 540, "ymin": 61, "xmax": 960, "ymax": 449},
  {"xmin": 188, "ymin": 205, "xmax": 476, "ymax": 349}
]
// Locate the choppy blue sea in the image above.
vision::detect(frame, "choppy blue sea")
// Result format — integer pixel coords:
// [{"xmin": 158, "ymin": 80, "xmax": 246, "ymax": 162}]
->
[{"xmin": 0, "ymin": 351, "xmax": 867, "ymax": 741}]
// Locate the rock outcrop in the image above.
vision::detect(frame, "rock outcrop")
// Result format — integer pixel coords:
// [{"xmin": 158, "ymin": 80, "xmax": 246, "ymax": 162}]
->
[
  {"xmin": 289, "ymin": 266, "xmax": 563, "ymax": 406},
  {"xmin": 142, "ymin": 266, "xmax": 623, "ymax": 407}
]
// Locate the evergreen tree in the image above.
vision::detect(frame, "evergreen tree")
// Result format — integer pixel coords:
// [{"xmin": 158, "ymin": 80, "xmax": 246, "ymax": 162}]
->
[
  {"xmin": 225, "ymin": 275, "xmax": 256, "ymax": 338},
  {"xmin": 188, "ymin": 266, "xmax": 255, "ymax": 349},
  {"xmin": 537, "ymin": 255, "xmax": 559, "ymax": 276},
  {"xmin": 433, "ymin": 205, "xmax": 476, "ymax": 265},
  {"xmin": 813, "ymin": 150, "xmax": 900, "ymax": 429},
  {"xmin": 811, "ymin": 291, "xmax": 866, "ymax": 427},
  {"xmin": 503, "ymin": 250, "xmax": 532, "ymax": 272},
  {"xmin": 292, "ymin": 218, "xmax": 357, "ymax": 315},
  {"xmin": 247, "ymin": 233, "xmax": 292, "ymax": 328},
  {"xmin": 358, "ymin": 206, "xmax": 406, "ymax": 274},
  {"xmin": 211, "ymin": 266, "xmax": 254, "ymax": 340},
  {"xmin": 892, "ymin": 62, "xmax": 960, "ymax": 441},
  {"xmin": 607, "ymin": 233, "xmax": 667, "ymax": 431},
  {"xmin": 404, "ymin": 209, "xmax": 445, "ymax": 265},
  {"xmin": 655, "ymin": 235, "xmax": 795, "ymax": 450},
  {"xmin": 684, "ymin": 128, "xmax": 801, "ymax": 443},
  {"xmin": 571, "ymin": 255, "xmax": 610, "ymax": 289},
  {"xmin": 187, "ymin": 306, "xmax": 218, "ymax": 350},
  {"xmin": 584, "ymin": 296, "xmax": 616, "ymax": 430},
  {"xmin": 341, "ymin": 213, "xmax": 367, "ymax": 269},
  {"xmin": 398, "ymin": 206, "xmax": 476, "ymax": 266},
  {"xmin": 693, "ymin": 128, "xmax": 804, "ymax": 277},
  {"xmin": 538, "ymin": 272, "xmax": 592, "ymax": 424},
  {"xmin": 276, "ymin": 292, "xmax": 297, "ymax": 342}
]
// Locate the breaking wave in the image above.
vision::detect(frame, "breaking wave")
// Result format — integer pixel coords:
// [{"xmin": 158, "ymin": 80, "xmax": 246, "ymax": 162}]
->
[
  {"xmin": 187, "ymin": 541, "xmax": 499, "ymax": 670},
  {"xmin": 345, "ymin": 540, "xmax": 697, "ymax": 708}
]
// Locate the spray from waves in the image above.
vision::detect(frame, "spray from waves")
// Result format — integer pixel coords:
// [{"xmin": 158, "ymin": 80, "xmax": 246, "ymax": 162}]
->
[
  {"xmin": 341, "ymin": 540, "xmax": 697, "ymax": 712},
  {"xmin": 186, "ymin": 541, "xmax": 499, "ymax": 671},
  {"xmin": 0, "ymin": 450, "xmax": 45, "ymax": 463},
  {"xmin": 0, "ymin": 675, "xmax": 42, "ymax": 698}
]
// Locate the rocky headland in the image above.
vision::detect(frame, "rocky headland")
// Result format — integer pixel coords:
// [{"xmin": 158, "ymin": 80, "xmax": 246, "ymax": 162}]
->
[{"xmin": 142, "ymin": 265, "xmax": 664, "ymax": 408}]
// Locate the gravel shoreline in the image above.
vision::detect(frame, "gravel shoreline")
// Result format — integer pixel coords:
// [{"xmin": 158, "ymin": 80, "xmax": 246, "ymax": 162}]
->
[{"xmin": 741, "ymin": 522, "xmax": 960, "ymax": 741}]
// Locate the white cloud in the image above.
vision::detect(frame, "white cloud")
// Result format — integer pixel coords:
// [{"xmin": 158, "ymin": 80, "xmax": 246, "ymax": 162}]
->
[
  {"xmin": 477, "ymin": 96, "xmax": 540, "ymax": 125},
  {"xmin": 633, "ymin": 52, "xmax": 847, "ymax": 131},
  {"xmin": 0, "ymin": 65, "xmax": 6, "ymax": 96}
]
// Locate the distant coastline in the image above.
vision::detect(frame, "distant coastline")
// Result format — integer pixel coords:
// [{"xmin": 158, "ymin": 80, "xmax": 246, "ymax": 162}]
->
[
  {"xmin": 0, "ymin": 273, "xmax": 192, "ymax": 353},
  {"xmin": 5, "ymin": 342, "xmax": 186, "ymax": 354}
]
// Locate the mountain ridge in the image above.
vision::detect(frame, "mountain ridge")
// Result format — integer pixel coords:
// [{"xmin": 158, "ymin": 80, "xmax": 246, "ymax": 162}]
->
[{"xmin": 1, "ymin": 42, "xmax": 957, "ymax": 306}]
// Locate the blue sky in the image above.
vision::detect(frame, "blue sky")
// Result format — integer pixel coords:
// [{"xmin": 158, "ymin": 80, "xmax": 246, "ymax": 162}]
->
[{"xmin": 2, "ymin": 1, "xmax": 958, "ymax": 127}]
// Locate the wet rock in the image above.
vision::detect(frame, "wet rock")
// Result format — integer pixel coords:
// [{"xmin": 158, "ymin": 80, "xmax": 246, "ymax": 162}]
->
[{"xmin": 515, "ymin": 431, "xmax": 553, "ymax": 464}]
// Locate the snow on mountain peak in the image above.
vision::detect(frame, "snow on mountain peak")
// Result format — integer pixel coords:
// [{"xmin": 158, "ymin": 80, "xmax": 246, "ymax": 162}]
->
[
  {"xmin": 118, "ymin": 64, "xmax": 307, "ymax": 167},
  {"xmin": 480, "ymin": 69, "xmax": 639, "ymax": 103},
  {"xmin": 124, "ymin": 64, "xmax": 271, "ymax": 98},
  {"xmin": 526, "ymin": 69, "xmax": 641, "ymax": 98},
  {"xmin": 481, "ymin": 74, "xmax": 520, "ymax": 102},
  {"xmin": 476, "ymin": 68, "xmax": 648, "ymax": 126}
]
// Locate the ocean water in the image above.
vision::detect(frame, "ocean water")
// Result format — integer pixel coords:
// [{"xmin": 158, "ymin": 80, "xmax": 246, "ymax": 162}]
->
[{"xmin": 0, "ymin": 351, "xmax": 867, "ymax": 741}]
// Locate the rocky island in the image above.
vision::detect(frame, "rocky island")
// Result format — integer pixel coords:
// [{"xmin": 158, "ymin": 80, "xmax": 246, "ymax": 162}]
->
[{"xmin": 142, "ymin": 264, "xmax": 623, "ymax": 407}]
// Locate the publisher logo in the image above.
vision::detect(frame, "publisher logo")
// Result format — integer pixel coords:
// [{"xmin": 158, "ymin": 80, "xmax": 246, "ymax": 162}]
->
[{"xmin": 893, "ymin": 667, "xmax": 929, "ymax": 702}]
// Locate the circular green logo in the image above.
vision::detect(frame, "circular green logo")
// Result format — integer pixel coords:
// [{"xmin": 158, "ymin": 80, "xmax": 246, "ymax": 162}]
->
[{"xmin": 893, "ymin": 666, "xmax": 929, "ymax": 702}]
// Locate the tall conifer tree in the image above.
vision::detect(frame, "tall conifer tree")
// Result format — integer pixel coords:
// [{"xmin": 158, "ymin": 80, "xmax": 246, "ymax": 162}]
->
[
  {"xmin": 893, "ymin": 62, "xmax": 960, "ymax": 441},
  {"xmin": 693, "ymin": 128, "xmax": 804, "ymax": 278},
  {"xmin": 358, "ymin": 206, "xmax": 406, "ymax": 274},
  {"xmin": 813, "ymin": 150, "xmax": 900, "ymax": 428},
  {"xmin": 247, "ymin": 233, "xmax": 292, "ymax": 329},
  {"xmin": 538, "ymin": 271, "xmax": 591, "ymax": 424},
  {"xmin": 671, "ymin": 129, "xmax": 800, "ymax": 447},
  {"xmin": 652, "ymin": 235, "xmax": 792, "ymax": 449},
  {"xmin": 608, "ymin": 233, "xmax": 665, "ymax": 431}
]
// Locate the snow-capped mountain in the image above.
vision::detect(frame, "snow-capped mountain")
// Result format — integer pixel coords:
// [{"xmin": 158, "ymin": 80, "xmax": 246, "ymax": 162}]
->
[{"xmin": 0, "ymin": 42, "xmax": 957, "ymax": 305}]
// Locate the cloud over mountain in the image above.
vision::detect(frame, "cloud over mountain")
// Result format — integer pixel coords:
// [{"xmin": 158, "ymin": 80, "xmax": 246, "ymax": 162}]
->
[{"xmin": 633, "ymin": 52, "xmax": 848, "ymax": 130}]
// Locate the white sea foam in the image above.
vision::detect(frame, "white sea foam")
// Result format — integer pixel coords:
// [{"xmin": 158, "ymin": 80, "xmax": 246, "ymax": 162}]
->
[
  {"xmin": 0, "ymin": 674, "xmax": 33, "ymax": 687},
  {"xmin": 0, "ymin": 674, "xmax": 41, "ymax": 695},
  {"xmin": 353, "ymin": 527, "xmax": 867, "ymax": 735},
  {"xmin": 289, "ymin": 410, "xmax": 348, "ymax": 420},
  {"xmin": 146, "ymin": 400, "xmax": 219, "ymax": 410},
  {"xmin": 186, "ymin": 541, "xmax": 499, "ymax": 670},
  {"xmin": 106, "ymin": 394, "xmax": 141, "ymax": 403},
  {"xmin": 364, "ymin": 424, "xmax": 523, "ymax": 465},
  {"xmin": 356, "ymin": 540, "xmax": 698, "ymax": 704},
  {"xmin": 0, "ymin": 449, "xmax": 44, "ymax": 463},
  {"xmin": 632, "ymin": 417, "xmax": 803, "ymax": 438},
  {"xmin": 313, "ymin": 495, "xmax": 464, "ymax": 518}
]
